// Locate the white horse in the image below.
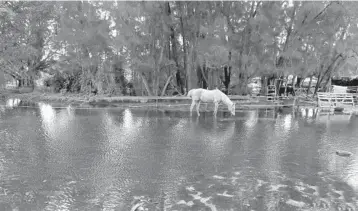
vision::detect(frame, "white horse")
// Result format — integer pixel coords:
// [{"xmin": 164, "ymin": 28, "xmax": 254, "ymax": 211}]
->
[{"xmin": 187, "ymin": 88, "xmax": 236, "ymax": 117}]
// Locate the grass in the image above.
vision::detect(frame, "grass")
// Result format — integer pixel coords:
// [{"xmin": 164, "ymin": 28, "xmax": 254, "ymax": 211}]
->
[{"xmin": 0, "ymin": 89, "xmax": 318, "ymax": 110}]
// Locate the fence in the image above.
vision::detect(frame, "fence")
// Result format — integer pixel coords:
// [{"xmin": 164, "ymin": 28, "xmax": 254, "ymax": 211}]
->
[
  {"xmin": 317, "ymin": 92, "xmax": 355, "ymax": 109},
  {"xmin": 266, "ymin": 85, "xmax": 278, "ymax": 101}
]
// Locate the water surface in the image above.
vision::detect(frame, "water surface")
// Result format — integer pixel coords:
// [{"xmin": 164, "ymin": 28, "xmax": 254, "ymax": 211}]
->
[{"xmin": 0, "ymin": 100, "xmax": 358, "ymax": 210}]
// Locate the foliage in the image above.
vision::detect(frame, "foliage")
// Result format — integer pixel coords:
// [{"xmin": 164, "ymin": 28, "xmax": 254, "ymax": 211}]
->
[{"xmin": 1, "ymin": 1, "xmax": 358, "ymax": 95}]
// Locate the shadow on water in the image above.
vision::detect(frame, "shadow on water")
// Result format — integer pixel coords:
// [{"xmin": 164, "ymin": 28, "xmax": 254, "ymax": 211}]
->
[{"xmin": 0, "ymin": 100, "xmax": 358, "ymax": 210}]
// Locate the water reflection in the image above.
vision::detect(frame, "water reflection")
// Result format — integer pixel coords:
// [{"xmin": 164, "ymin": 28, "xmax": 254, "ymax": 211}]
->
[
  {"xmin": 100, "ymin": 108, "xmax": 144, "ymax": 164},
  {"xmin": 0, "ymin": 104, "xmax": 5, "ymax": 113},
  {"xmin": 207, "ymin": 119, "xmax": 236, "ymax": 160},
  {"xmin": 37, "ymin": 103, "xmax": 80, "ymax": 210},
  {"xmin": 97, "ymin": 109, "xmax": 140, "ymax": 181},
  {"xmin": 244, "ymin": 110, "xmax": 258, "ymax": 130},
  {"xmin": 66, "ymin": 104, "xmax": 75, "ymax": 118},
  {"xmin": 6, "ymin": 98, "xmax": 21, "ymax": 108},
  {"xmin": 39, "ymin": 103, "xmax": 76, "ymax": 140},
  {"xmin": 39, "ymin": 103, "xmax": 56, "ymax": 129},
  {"xmin": 1, "ymin": 106, "xmax": 358, "ymax": 210},
  {"xmin": 298, "ymin": 107, "xmax": 317, "ymax": 124},
  {"xmin": 282, "ymin": 114, "xmax": 292, "ymax": 131},
  {"xmin": 274, "ymin": 113, "xmax": 293, "ymax": 139},
  {"xmin": 316, "ymin": 113, "xmax": 352, "ymax": 125},
  {"xmin": 346, "ymin": 153, "xmax": 358, "ymax": 192}
]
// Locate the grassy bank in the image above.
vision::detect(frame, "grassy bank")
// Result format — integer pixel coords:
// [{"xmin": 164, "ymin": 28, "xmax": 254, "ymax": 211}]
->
[
  {"xmin": 0, "ymin": 90, "xmax": 317, "ymax": 110},
  {"xmin": 1, "ymin": 91, "xmax": 90, "ymax": 106}
]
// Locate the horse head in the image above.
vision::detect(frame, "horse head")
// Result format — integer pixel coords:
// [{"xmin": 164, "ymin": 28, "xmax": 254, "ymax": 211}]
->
[{"xmin": 187, "ymin": 89, "xmax": 193, "ymax": 98}]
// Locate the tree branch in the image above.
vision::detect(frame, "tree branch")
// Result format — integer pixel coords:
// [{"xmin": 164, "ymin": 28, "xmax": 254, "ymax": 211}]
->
[
  {"xmin": 2, "ymin": 69, "xmax": 20, "ymax": 79},
  {"xmin": 199, "ymin": 62, "xmax": 209, "ymax": 85},
  {"xmin": 295, "ymin": 2, "xmax": 334, "ymax": 37},
  {"xmin": 311, "ymin": 1, "xmax": 333, "ymax": 22},
  {"xmin": 160, "ymin": 75, "xmax": 173, "ymax": 96},
  {"xmin": 252, "ymin": 1, "xmax": 261, "ymax": 18}
]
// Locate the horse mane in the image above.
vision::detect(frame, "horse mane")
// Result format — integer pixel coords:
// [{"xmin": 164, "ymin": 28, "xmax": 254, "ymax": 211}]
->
[{"xmin": 216, "ymin": 89, "xmax": 233, "ymax": 105}]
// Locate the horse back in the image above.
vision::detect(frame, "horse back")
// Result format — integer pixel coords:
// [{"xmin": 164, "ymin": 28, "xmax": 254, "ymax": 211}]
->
[
  {"xmin": 188, "ymin": 88, "xmax": 204, "ymax": 100},
  {"xmin": 200, "ymin": 89, "xmax": 223, "ymax": 102},
  {"xmin": 189, "ymin": 88, "xmax": 227, "ymax": 102}
]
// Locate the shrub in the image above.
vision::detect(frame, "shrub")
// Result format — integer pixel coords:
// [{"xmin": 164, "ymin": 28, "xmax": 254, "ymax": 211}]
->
[
  {"xmin": 45, "ymin": 72, "xmax": 82, "ymax": 93},
  {"xmin": 51, "ymin": 73, "xmax": 66, "ymax": 93}
]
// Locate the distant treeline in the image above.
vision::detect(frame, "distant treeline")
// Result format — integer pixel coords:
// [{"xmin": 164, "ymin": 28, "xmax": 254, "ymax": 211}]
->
[{"xmin": 331, "ymin": 78, "xmax": 358, "ymax": 87}]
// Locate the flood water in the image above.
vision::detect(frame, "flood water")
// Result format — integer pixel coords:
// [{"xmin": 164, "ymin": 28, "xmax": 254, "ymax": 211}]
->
[{"xmin": 1, "ymin": 99, "xmax": 358, "ymax": 211}]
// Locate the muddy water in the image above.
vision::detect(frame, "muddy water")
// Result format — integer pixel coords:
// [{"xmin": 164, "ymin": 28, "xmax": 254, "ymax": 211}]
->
[{"xmin": 0, "ymin": 99, "xmax": 358, "ymax": 210}]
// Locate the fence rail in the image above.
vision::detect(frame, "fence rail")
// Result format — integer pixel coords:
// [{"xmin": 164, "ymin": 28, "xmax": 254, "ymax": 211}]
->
[
  {"xmin": 317, "ymin": 92, "xmax": 355, "ymax": 109},
  {"xmin": 266, "ymin": 85, "xmax": 278, "ymax": 101}
]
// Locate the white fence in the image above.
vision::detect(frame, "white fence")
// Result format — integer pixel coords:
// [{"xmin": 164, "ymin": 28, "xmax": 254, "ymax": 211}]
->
[{"xmin": 317, "ymin": 92, "xmax": 355, "ymax": 108}]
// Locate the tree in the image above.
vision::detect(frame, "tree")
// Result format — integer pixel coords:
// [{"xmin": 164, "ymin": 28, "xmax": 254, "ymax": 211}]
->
[{"xmin": 2, "ymin": 1, "xmax": 358, "ymax": 97}]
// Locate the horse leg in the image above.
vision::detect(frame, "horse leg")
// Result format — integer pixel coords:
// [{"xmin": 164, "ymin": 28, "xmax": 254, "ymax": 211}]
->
[
  {"xmin": 196, "ymin": 101, "xmax": 201, "ymax": 116},
  {"xmin": 213, "ymin": 102, "xmax": 219, "ymax": 117},
  {"xmin": 190, "ymin": 100, "xmax": 196, "ymax": 116}
]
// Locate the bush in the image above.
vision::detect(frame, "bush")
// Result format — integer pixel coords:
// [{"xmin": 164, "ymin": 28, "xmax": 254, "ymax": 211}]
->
[
  {"xmin": 44, "ymin": 78, "xmax": 52, "ymax": 87},
  {"xmin": 44, "ymin": 72, "xmax": 81, "ymax": 93},
  {"xmin": 43, "ymin": 70, "xmax": 135, "ymax": 95},
  {"xmin": 63, "ymin": 73, "xmax": 81, "ymax": 93},
  {"xmin": 50, "ymin": 73, "xmax": 66, "ymax": 93}
]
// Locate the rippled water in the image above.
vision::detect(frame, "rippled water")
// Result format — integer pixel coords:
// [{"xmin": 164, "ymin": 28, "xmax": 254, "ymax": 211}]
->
[{"xmin": 1, "ymin": 99, "xmax": 358, "ymax": 210}]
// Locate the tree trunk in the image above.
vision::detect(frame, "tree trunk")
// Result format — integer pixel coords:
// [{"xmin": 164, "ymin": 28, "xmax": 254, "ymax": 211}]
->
[
  {"xmin": 296, "ymin": 77, "xmax": 302, "ymax": 88},
  {"xmin": 154, "ymin": 45, "xmax": 165, "ymax": 96},
  {"xmin": 321, "ymin": 74, "xmax": 332, "ymax": 92},
  {"xmin": 276, "ymin": 75, "xmax": 282, "ymax": 96},
  {"xmin": 223, "ymin": 66, "xmax": 231, "ymax": 94},
  {"xmin": 283, "ymin": 2, "xmax": 297, "ymax": 52},
  {"xmin": 141, "ymin": 73, "xmax": 153, "ymax": 96},
  {"xmin": 284, "ymin": 75, "xmax": 289, "ymax": 96},
  {"xmin": 238, "ymin": 1, "xmax": 259, "ymax": 86},
  {"xmin": 139, "ymin": 73, "xmax": 143, "ymax": 96},
  {"xmin": 243, "ymin": 75, "xmax": 249, "ymax": 95},
  {"xmin": 197, "ymin": 61, "xmax": 209, "ymax": 89},
  {"xmin": 291, "ymin": 76, "xmax": 296, "ymax": 95},
  {"xmin": 223, "ymin": 51, "xmax": 232, "ymax": 94},
  {"xmin": 166, "ymin": 2, "xmax": 183, "ymax": 94},
  {"xmin": 291, "ymin": 76, "xmax": 296, "ymax": 86},
  {"xmin": 314, "ymin": 54, "xmax": 343, "ymax": 95},
  {"xmin": 189, "ymin": 2, "xmax": 201, "ymax": 90},
  {"xmin": 260, "ymin": 76, "xmax": 267, "ymax": 95},
  {"xmin": 179, "ymin": 9, "xmax": 189, "ymax": 91},
  {"xmin": 160, "ymin": 75, "xmax": 173, "ymax": 96},
  {"xmin": 197, "ymin": 65, "xmax": 203, "ymax": 88},
  {"xmin": 202, "ymin": 62, "xmax": 209, "ymax": 89},
  {"xmin": 307, "ymin": 75, "xmax": 313, "ymax": 95},
  {"xmin": 314, "ymin": 73, "xmax": 321, "ymax": 95},
  {"xmin": 186, "ymin": 40, "xmax": 195, "ymax": 91}
]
